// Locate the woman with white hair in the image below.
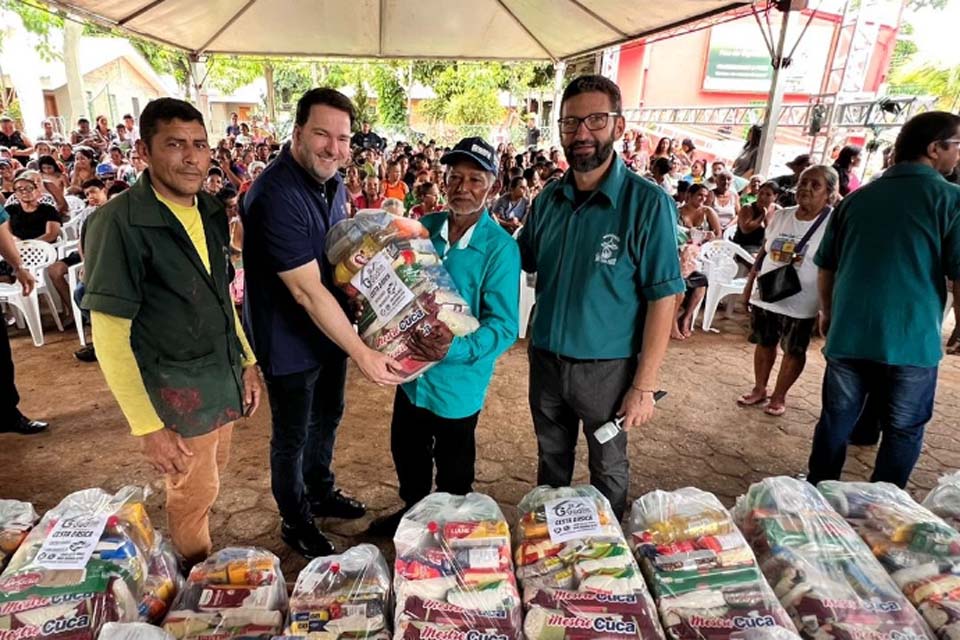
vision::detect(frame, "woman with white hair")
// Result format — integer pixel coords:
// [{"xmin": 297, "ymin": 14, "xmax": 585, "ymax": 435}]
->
[{"xmin": 738, "ymin": 164, "xmax": 838, "ymax": 416}]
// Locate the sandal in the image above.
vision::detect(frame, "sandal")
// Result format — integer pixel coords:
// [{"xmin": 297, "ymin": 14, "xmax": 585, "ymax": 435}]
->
[
  {"xmin": 737, "ymin": 391, "xmax": 768, "ymax": 407},
  {"xmin": 764, "ymin": 403, "xmax": 787, "ymax": 417}
]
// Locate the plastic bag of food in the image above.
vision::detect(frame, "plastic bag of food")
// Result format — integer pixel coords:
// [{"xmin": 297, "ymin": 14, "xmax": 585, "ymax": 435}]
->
[
  {"xmin": 0, "ymin": 486, "xmax": 168, "ymax": 639},
  {"xmin": 733, "ymin": 476, "xmax": 933, "ymax": 639},
  {"xmin": 392, "ymin": 492, "xmax": 522, "ymax": 640},
  {"xmin": 922, "ymin": 471, "xmax": 960, "ymax": 530},
  {"xmin": 163, "ymin": 546, "xmax": 287, "ymax": 639},
  {"xmin": 0, "ymin": 498, "xmax": 37, "ymax": 570},
  {"xmin": 819, "ymin": 480, "xmax": 960, "ymax": 638},
  {"xmin": 325, "ymin": 210, "xmax": 479, "ymax": 382},
  {"xmin": 288, "ymin": 543, "xmax": 391, "ymax": 638},
  {"xmin": 514, "ymin": 485, "xmax": 664, "ymax": 640},
  {"xmin": 627, "ymin": 487, "xmax": 798, "ymax": 639},
  {"xmin": 99, "ymin": 621, "xmax": 176, "ymax": 639}
]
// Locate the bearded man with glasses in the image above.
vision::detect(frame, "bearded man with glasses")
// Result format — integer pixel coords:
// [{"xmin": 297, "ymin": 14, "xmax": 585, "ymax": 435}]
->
[{"xmin": 517, "ymin": 75, "xmax": 684, "ymax": 520}]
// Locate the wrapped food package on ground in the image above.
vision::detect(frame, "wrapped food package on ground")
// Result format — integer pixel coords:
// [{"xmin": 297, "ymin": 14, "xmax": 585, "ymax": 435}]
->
[
  {"xmin": 325, "ymin": 210, "xmax": 480, "ymax": 382},
  {"xmin": 287, "ymin": 543, "xmax": 392, "ymax": 638},
  {"xmin": 733, "ymin": 476, "xmax": 934, "ymax": 639},
  {"xmin": 392, "ymin": 492, "xmax": 521, "ymax": 640},
  {"xmin": 163, "ymin": 547, "xmax": 287, "ymax": 639},
  {"xmin": 819, "ymin": 481, "xmax": 960, "ymax": 638},
  {"xmin": 0, "ymin": 499, "xmax": 37, "ymax": 570},
  {"xmin": 627, "ymin": 488, "xmax": 799, "ymax": 639},
  {"xmin": 0, "ymin": 486, "xmax": 176, "ymax": 639},
  {"xmin": 99, "ymin": 621, "xmax": 176, "ymax": 639},
  {"xmin": 923, "ymin": 472, "xmax": 960, "ymax": 531},
  {"xmin": 514, "ymin": 485, "xmax": 664, "ymax": 640}
]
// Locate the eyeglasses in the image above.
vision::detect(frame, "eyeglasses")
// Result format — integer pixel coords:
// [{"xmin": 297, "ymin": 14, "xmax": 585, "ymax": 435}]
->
[
  {"xmin": 942, "ymin": 138, "xmax": 960, "ymax": 146},
  {"xmin": 558, "ymin": 112, "xmax": 620, "ymax": 134},
  {"xmin": 14, "ymin": 186, "xmax": 35, "ymax": 194}
]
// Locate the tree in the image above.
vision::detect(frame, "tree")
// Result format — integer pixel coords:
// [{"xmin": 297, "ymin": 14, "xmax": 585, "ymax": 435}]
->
[
  {"xmin": 890, "ymin": 62, "xmax": 960, "ymax": 110},
  {"xmin": 417, "ymin": 63, "xmax": 505, "ymax": 125},
  {"xmin": 370, "ymin": 64, "xmax": 406, "ymax": 126}
]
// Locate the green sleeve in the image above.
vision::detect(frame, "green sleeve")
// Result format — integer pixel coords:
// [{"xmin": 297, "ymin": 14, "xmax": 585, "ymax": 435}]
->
[
  {"xmin": 81, "ymin": 209, "xmax": 144, "ymax": 319},
  {"xmin": 814, "ymin": 202, "xmax": 843, "ymax": 271},
  {"xmin": 444, "ymin": 239, "xmax": 520, "ymax": 364},
  {"xmin": 637, "ymin": 190, "xmax": 686, "ymax": 301},
  {"xmin": 517, "ymin": 197, "xmax": 537, "ymax": 273}
]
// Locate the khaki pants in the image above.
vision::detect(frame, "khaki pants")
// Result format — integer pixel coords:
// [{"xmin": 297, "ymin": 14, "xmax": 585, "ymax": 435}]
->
[{"xmin": 165, "ymin": 423, "xmax": 233, "ymax": 564}]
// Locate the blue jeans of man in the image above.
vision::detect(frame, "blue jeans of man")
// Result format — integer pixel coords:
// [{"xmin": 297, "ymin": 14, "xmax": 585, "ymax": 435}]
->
[
  {"xmin": 807, "ymin": 358, "xmax": 938, "ymax": 488},
  {"xmin": 264, "ymin": 358, "xmax": 347, "ymax": 526}
]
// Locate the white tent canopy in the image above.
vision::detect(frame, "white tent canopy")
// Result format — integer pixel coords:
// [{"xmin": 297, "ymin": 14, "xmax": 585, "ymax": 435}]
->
[{"xmin": 43, "ymin": 0, "xmax": 748, "ymax": 61}]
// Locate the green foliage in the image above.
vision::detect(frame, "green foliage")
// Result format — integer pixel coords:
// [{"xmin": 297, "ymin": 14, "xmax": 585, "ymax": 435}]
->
[
  {"xmin": 890, "ymin": 62, "xmax": 960, "ymax": 110},
  {"xmin": 418, "ymin": 63, "xmax": 505, "ymax": 125},
  {"xmin": 0, "ymin": 0, "xmax": 62, "ymax": 61},
  {"xmin": 370, "ymin": 64, "xmax": 406, "ymax": 125},
  {"xmin": 905, "ymin": 0, "xmax": 947, "ymax": 9}
]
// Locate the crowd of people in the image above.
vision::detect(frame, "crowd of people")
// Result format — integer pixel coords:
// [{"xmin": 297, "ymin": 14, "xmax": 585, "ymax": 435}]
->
[{"xmin": 0, "ymin": 72, "xmax": 958, "ymax": 567}]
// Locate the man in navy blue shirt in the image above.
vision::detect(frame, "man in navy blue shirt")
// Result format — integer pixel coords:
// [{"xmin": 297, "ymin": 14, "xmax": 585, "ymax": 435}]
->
[{"xmin": 242, "ymin": 88, "xmax": 405, "ymax": 558}]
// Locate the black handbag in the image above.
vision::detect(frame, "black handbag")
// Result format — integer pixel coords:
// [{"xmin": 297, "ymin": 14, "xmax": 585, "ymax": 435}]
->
[{"xmin": 757, "ymin": 207, "xmax": 831, "ymax": 303}]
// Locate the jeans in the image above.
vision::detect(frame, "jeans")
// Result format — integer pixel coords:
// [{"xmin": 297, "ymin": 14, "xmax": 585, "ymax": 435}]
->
[
  {"xmin": 807, "ymin": 358, "xmax": 938, "ymax": 488},
  {"xmin": 264, "ymin": 359, "xmax": 347, "ymax": 526},
  {"xmin": 528, "ymin": 347, "xmax": 636, "ymax": 520},
  {"xmin": 390, "ymin": 389, "xmax": 479, "ymax": 506}
]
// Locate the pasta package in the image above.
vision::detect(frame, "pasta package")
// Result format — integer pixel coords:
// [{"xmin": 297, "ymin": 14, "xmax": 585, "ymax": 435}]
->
[
  {"xmin": 325, "ymin": 211, "xmax": 479, "ymax": 382},
  {"xmin": 393, "ymin": 492, "xmax": 522, "ymax": 640},
  {"xmin": 514, "ymin": 485, "xmax": 664, "ymax": 640},
  {"xmin": 628, "ymin": 488, "xmax": 798, "ymax": 639},
  {"xmin": 819, "ymin": 481, "xmax": 960, "ymax": 638},
  {"xmin": 162, "ymin": 547, "xmax": 286, "ymax": 639},
  {"xmin": 733, "ymin": 476, "xmax": 933, "ymax": 640}
]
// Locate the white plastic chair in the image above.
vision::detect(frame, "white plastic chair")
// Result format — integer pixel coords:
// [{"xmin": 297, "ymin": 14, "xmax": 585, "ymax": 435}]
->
[
  {"xmin": 722, "ymin": 224, "xmax": 737, "ymax": 241},
  {"xmin": 18, "ymin": 239, "xmax": 64, "ymax": 333},
  {"xmin": 0, "ymin": 281, "xmax": 43, "ymax": 346},
  {"xmin": 68, "ymin": 262, "xmax": 85, "ymax": 345},
  {"xmin": 512, "ymin": 227, "xmax": 536, "ymax": 339},
  {"xmin": 65, "ymin": 195, "xmax": 85, "ymax": 215},
  {"xmin": 699, "ymin": 240, "xmax": 754, "ymax": 332}
]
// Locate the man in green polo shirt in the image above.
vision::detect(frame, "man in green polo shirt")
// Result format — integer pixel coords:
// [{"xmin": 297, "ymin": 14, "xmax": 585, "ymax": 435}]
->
[
  {"xmin": 807, "ymin": 111, "xmax": 960, "ymax": 488},
  {"xmin": 518, "ymin": 75, "xmax": 684, "ymax": 520}
]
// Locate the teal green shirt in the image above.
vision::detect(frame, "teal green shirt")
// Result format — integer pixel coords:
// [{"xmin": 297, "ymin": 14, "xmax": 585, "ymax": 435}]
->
[
  {"xmin": 401, "ymin": 210, "xmax": 520, "ymax": 419},
  {"xmin": 814, "ymin": 163, "xmax": 960, "ymax": 367},
  {"xmin": 518, "ymin": 154, "xmax": 685, "ymax": 359}
]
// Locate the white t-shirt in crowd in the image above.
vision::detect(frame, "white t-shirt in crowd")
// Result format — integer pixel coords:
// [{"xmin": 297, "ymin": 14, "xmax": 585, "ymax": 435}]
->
[{"xmin": 751, "ymin": 205, "xmax": 832, "ymax": 319}]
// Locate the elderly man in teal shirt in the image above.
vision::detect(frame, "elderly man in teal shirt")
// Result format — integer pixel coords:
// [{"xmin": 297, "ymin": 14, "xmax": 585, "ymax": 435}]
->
[{"xmin": 369, "ymin": 137, "xmax": 519, "ymax": 536}]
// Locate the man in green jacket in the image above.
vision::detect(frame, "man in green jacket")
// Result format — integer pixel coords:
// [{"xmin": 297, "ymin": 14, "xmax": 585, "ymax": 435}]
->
[{"xmin": 369, "ymin": 137, "xmax": 520, "ymax": 536}]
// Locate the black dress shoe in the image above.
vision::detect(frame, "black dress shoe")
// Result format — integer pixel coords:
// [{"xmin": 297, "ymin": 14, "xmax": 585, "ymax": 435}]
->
[
  {"xmin": 366, "ymin": 506, "xmax": 411, "ymax": 538},
  {"xmin": 0, "ymin": 414, "xmax": 48, "ymax": 435},
  {"xmin": 311, "ymin": 489, "xmax": 366, "ymax": 520},
  {"xmin": 280, "ymin": 520, "xmax": 335, "ymax": 559},
  {"xmin": 74, "ymin": 345, "xmax": 97, "ymax": 362}
]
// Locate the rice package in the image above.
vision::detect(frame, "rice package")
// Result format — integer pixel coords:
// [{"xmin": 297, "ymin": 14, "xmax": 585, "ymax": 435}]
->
[
  {"xmin": 923, "ymin": 472, "xmax": 960, "ymax": 531},
  {"xmin": 392, "ymin": 492, "xmax": 522, "ymax": 640},
  {"xmin": 627, "ymin": 488, "xmax": 799, "ymax": 639},
  {"xmin": 515, "ymin": 485, "xmax": 664, "ymax": 640},
  {"xmin": 162, "ymin": 547, "xmax": 287, "ymax": 639},
  {"xmin": 99, "ymin": 621, "xmax": 176, "ymax": 639},
  {"xmin": 733, "ymin": 476, "xmax": 933, "ymax": 639},
  {"xmin": 325, "ymin": 210, "xmax": 479, "ymax": 381},
  {"xmin": 0, "ymin": 499, "xmax": 36, "ymax": 570},
  {"xmin": 0, "ymin": 486, "xmax": 178, "ymax": 639},
  {"xmin": 287, "ymin": 543, "xmax": 391, "ymax": 638},
  {"xmin": 819, "ymin": 481, "xmax": 960, "ymax": 638}
]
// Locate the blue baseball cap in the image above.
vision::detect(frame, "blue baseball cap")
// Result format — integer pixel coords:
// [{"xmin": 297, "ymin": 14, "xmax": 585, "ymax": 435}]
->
[{"xmin": 441, "ymin": 137, "xmax": 497, "ymax": 176}]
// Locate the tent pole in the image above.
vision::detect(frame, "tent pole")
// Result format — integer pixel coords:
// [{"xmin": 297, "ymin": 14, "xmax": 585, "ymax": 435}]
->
[
  {"xmin": 551, "ymin": 61, "xmax": 566, "ymax": 148},
  {"xmin": 756, "ymin": 7, "xmax": 791, "ymax": 177},
  {"xmin": 188, "ymin": 54, "xmax": 210, "ymax": 127}
]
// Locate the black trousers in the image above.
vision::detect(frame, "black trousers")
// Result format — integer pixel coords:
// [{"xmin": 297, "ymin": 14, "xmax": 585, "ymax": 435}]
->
[
  {"xmin": 0, "ymin": 317, "xmax": 20, "ymax": 427},
  {"xmin": 390, "ymin": 389, "xmax": 479, "ymax": 506}
]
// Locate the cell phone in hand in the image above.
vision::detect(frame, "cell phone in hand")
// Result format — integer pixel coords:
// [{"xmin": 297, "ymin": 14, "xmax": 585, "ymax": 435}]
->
[{"xmin": 594, "ymin": 390, "xmax": 667, "ymax": 444}]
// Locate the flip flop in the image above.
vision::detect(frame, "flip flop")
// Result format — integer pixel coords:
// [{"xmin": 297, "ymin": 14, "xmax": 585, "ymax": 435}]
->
[
  {"xmin": 764, "ymin": 403, "xmax": 787, "ymax": 417},
  {"xmin": 737, "ymin": 392, "xmax": 768, "ymax": 407}
]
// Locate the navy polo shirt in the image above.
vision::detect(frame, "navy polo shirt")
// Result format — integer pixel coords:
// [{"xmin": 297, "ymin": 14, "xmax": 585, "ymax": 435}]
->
[{"xmin": 241, "ymin": 144, "xmax": 351, "ymax": 376}]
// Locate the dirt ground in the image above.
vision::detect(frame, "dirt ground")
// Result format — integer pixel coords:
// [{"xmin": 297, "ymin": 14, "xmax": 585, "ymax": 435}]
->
[{"xmin": 2, "ymin": 312, "xmax": 959, "ymax": 578}]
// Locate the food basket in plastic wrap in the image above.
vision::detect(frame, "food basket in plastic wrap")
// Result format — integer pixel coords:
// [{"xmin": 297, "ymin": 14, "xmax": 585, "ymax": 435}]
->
[
  {"xmin": 627, "ymin": 487, "xmax": 799, "ymax": 639},
  {"xmin": 325, "ymin": 210, "xmax": 479, "ymax": 382},
  {"xmin": 0, "ymin": 499, "xmax": 37, "ymax": 571},
  {"xmin": 733, "ymin": 476, "xmax": 933, "ymax": 639},
  {"xmin": 287, "ymin": 543, "xmax": 391, "ymax": 639},
  {"xmin": 392, "ymin": 492, "xmax": 522, "ymax": 640},
  {"xmin": 0, "ymin": 486, "xmax": 181, "ymax": 639},
  {"xmin": 819, "ymin": 480, "xmax": 960, "ymax": 638},
  {"xmin": 514, "ymin": 485, "xmax": 664, "ymax": 639},
  {"xmin": 162, "ymin": 546, "xmax": 286, "ymax": 639},
  {"xmin": 923, "ymin": 472, "xmax": 960, "ymax": 531}
]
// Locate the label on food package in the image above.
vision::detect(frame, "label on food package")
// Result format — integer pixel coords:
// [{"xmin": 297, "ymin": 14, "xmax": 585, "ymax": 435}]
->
[
  {"xmin": 34, "ymin": 513, "xmax": 108, "ymax": 570},
  {"xmin": 544, "ymin": 497, "xmax": 602, "ymax": 543},
  {"xmin": 469, "ymin": 547, "xmax": 501, "ymax": 569},
  {"xmin": 352, "ymin": 251, "xmax": 415, "ymax": 321}
]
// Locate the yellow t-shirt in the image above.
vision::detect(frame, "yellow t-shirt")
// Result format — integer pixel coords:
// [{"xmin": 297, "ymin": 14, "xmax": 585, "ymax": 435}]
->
[{"xmin": 93, "ymin": 190, "xmax": 255, "ymax": 436}]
